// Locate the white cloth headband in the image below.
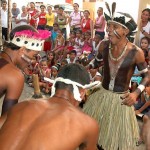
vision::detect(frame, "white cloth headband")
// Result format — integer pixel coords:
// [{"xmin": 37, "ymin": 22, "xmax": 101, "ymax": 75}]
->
[{"xmin": 44, "ymin": 77, "xmax": 101, "ymax": 101}]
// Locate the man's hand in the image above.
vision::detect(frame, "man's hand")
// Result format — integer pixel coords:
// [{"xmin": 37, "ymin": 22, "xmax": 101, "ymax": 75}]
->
[
  {"xmin": 135, "ymin": 109, "xmax": 141, "ymax": 115},
  {"xmin": 121, "ymin": 92, "xmax": 138, "ymax": 106}
]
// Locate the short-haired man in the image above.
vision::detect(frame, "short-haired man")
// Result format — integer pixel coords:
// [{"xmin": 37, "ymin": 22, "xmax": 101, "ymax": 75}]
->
[{"xmin": 0, "ymin": 63, "xmax": 99, "ymax": 150}]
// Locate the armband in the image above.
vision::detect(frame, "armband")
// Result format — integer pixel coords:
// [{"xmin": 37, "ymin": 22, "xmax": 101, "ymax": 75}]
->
[{"xmin": 137, "ymin": 84, "xmax": 145, "ymax": 93}]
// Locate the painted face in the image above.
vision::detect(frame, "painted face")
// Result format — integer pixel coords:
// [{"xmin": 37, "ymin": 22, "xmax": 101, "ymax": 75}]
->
[
  {"xmin": 140, "ymin": 39, "xmax": 149, "ymax": 50},
  {"xmin": 141, "ymin": 10, "xmax": 150, "ymax": 22},
  {"xmin": 19, "ymin": 49, "xmax": 39, "ymax": 69},
  {"xmin": 106, "ymin": 22, "xmax": 126, "ymax": 44}
]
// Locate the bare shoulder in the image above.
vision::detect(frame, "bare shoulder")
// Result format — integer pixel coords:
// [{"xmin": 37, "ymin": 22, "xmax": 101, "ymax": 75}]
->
[{"xmin": 98, "ymin": 39, "xmax": 109, "ymax": 53}]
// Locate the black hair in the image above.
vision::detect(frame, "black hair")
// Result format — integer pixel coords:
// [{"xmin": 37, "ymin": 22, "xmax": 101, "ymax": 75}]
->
[
  {"xmin": 70, "ymin": 50, "xmax": 77, "ymax": 55},
  {"xmin": 30, "ymin": 2, "xmax": 35, "ymax": 5},
  {"xmin": 4, "ymin": 25, "xmax": 37, "ymax": 51},
  {"xmin": 40, "ymin": 5, "xmax": 45, "ymax": 8},
  {"xmin": 55, "ymin": 64, "xmax": 90, "ymax": 91},
  {"xmin": 98, "ymin": 7, "xmax": 103, "ymax": 11},
  {"xmin": 59, "ymin": 7, "xmax": 64, "ymax": 10},
  {"xmin": 54, "ymin": 5, "xmax": 59, "ymax": 9},
  {"xmin": 140, "ymin": 36, "xmax": 150, "ymax": 45},
  {"xmin": 142, "ymin": 8, "xmax": 150, "ymax": 21}
]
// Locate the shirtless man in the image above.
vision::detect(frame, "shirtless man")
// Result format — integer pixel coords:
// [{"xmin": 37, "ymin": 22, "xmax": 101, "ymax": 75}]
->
[
  {"xmin": 83, "ymin": 2, "xmax": 150, "ymax": 150},
  {"xmin": 0, "ymin": 25, "xmax": 49, "ymax": 115},
  {"xmin": 0, "ymin": 63, "xmax": 99, "ymax": 150}
]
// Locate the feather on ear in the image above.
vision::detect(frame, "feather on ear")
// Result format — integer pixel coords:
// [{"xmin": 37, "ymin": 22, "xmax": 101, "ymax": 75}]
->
[
  {"xmin": 105, "ymin": 2, "xmax": 111, "ymax": 16},
  {"xmin": 112, "ymin": 2, "xmax": 116, "ymax": 19}
]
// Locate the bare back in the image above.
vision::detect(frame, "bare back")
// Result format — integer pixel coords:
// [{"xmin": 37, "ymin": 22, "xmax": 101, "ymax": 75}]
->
[{"xmin": 0, "ymin": 98, "xmax": 98, "ymax": 150}]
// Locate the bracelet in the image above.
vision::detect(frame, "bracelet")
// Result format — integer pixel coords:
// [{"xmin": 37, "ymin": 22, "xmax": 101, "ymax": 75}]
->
[
  {"xmin": 137, "ymin": 84, "xmax": 145, "ymax": 93},
  {"xmin": 142, "ymin": 30, "xmax": 145, "ymax": 34}
]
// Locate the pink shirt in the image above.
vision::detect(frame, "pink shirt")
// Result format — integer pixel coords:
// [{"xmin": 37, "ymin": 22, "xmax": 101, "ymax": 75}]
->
[
  {"xmin": 95, "ymin": 15, "xmax": 105, "ymax": 32},
  {"xmin": 70, "ymin": 11, "xmax": 83, "ymax": 28}
]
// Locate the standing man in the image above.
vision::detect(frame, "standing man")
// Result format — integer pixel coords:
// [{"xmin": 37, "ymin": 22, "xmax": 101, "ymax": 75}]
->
[
  {"xmin": 1, "ymin": 0, "xmax": 8, "ymax": 41},
  {"xmin": 0, "ymin": 25, "xmax": 50, "ymax": 115},
  {"xmin": 0, "ymin": 64, "xmax": 99, "ymax": 150},
  {"xmin": 11, "ymin": 3, "xmax": 20, "ymax": 29},
  {"xmin": 83, "ymin": 2, "xmax": 150, "ymax": 150}
]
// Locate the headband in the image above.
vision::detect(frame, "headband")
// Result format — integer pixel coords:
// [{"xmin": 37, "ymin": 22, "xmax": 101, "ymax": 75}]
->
[
  {"xmin": 44, "ymin": 77, "xmax": 101, "ymax": 101},
  {"xmin": 11, "ymin": 30, "xmax": 51, "ymax": 51}
]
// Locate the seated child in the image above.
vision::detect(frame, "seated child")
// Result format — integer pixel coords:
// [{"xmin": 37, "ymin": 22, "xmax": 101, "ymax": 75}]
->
[
  {"xmin": 38, "ymin": 59, "xmax": 51, "ymax": 94},
  {"xmin": 66, "ymin": 50, "xmax": 77, "ymax": 64}
]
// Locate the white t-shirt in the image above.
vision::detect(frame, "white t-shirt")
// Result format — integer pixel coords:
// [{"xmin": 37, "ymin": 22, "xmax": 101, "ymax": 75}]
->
[
  {"xmin": 1, "ymin": 8, "xmax": 8, "ymax": 28},
  {"xmin": 16, "ymin": 14, "xmax": 30, "ymax": 26}
]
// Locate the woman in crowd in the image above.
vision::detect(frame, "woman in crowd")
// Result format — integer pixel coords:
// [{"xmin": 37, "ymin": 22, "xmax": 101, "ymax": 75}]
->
[
  {"xmin": 81, "ymin": 10, "xmax": 93, "ymax": 38},
  {"xmin": 136, "ymin": 8, "xmax": 150, "ymax": 47},
  {"xmin": 16, "ymin": 6, "xmax": 30, "ymax": 26},
  {"xmin": 45, "ymin": 5, "xmax": 55, "ymax": 31},
  {"xmin": 94, "ymin": 7, "xmax": 106, "ymax": 40},
  {"xmin": 69, "ymin": 3, "xmax": 83, "ymax": 32}
]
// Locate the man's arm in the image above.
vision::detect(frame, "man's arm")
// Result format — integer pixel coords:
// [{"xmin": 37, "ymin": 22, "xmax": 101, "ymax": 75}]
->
[
  {"xmin": 2, "ymin": 72, "xmax": 24, "ymax": 115},
  {"xmin": 122, "ymin": 47, "xmax": 150, "ymax": 106}
]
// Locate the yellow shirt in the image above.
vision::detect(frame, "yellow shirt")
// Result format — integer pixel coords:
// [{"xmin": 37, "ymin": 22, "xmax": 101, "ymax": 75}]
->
[{"xmin": 46, "ymin": 13, "xmax": 55, "ymax": 26}]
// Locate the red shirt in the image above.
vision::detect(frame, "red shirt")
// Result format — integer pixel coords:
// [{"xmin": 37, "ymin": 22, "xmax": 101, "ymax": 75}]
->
[
  {"xmin": 38, "ymin": 12, "xmax": 46, "ymax": 25},
  {"xmin": 28, "ymin": 8, "xmax": 38, "ymax": 26},
  {"xmin": 81, "ymin": 18, "xmax": 91, "ymax": 33}
]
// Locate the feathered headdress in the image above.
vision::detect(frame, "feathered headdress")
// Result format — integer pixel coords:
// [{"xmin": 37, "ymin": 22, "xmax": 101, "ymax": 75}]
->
[
  {"xmin": 104, "ymin": 2, "xmax": 137, "ymax": 38},
  {"xmin": 11, "ymin": 30, "xmax": 51, "ymax": 51}
]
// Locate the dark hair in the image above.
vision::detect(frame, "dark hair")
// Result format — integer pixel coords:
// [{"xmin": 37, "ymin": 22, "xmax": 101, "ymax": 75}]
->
[
  {"xmin": 142, "ymin": 8, "xmax": 150, "ymax": 21},
  {"xmin": 4, "ymin": 25, "xmax": 37, "ymax": 51},
  {"xmin": 76, "ymin": 29, "xmax": 82, "ymax": 34},
  {"xmin": 30, "ymin": 2, "xmax": 35, "ymax": 5},
  {"xmin": 98, "ymin": 7, "xmax": 103, "ymax": 11},
  {"xmin": 55, "ymin": 64, "xmax": 90, "ymax": 91},
  {"xmin": 84, "ymin": 10, "xmax": 90, "ymax": 15},
  {"xmin": 140, "ymin": 37, "xmax": 150, "ymax": 45},
  {"xmin": 59, "ymin": 7, "xmax": 64, "ymax": 10},
  {"xmin": 54, "ymin": 5, "xmax": 59, "ymax": 9},
  {"xmin": 40, "ymin": 5, "xmax": 45, "ymax": 8},
  {"xmin": 2, "ymin": 0, "xmax": 7, "ymax": 4},
  {"xmin": 73, "ymin": 3, "xmax": 79, "ymax": 7},
  {"xmin": 70, "ymin": 50, "xmax": 77, "ymax": 55}
]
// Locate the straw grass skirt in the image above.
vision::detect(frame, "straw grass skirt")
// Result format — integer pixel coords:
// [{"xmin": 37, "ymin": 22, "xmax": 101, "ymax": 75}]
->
[{"xmin": 83, "ymin": 86, "xmax": 139, "ymax": 150}]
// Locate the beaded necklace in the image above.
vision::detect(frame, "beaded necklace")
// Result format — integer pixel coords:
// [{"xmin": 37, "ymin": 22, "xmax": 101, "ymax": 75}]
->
[{"xmin": 109, "ymin": 41, "xmax": 128, "ymax": 61}]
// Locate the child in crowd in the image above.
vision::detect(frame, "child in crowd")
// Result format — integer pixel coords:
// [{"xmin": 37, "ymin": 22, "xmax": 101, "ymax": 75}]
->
[
  {"xmin": 74, "ymin": 30, "xmax": 84, "ymax": 57},
  {"xmin": 38, "ymin": 59, "xmax": 51, "ymax": 94},
  {"xmin": 50, "ymin": 64, "xmax": 60, "ymax": 80},
  {"xmin": 43, "ymin": 25, "xmax": 52, "ymax": 53},
  {"xmin": 52, "ymin": 29, "xmax": 65, "ymax": 60},
  {"xmin": 131, "ymin": 66, "xmax": 143, "ymax": 92},
  {"xmin": 60, "ymin": 59, "xmax": 68, "ymax": 67},
  {"xmin": 47, "ymin": 51, "xmax": 56, "ymax": 68},
  {"xmin": 63, "ymin": 31, "xmax": 76, "ymax": 59},
  {"xmin": 66, "ymin": 50, "xmax": 77, "ymax": 64},
  {"xmin": 82, "ymin": 31, "xmax": 92, "ymax": 54},
  {"xmin": 140, "ymin": 37, "xmax": 150, "ymax": 65},
  {"xmin": 89, "ymin": 66, "xmax": 102, "ymax": 82},
  {"xmin": 51, "ymin": 23, "xmax": 59, "ymax": 49},
  {"xmin": 92, "ymin": 34, "xmax": 101, "ymax": 56}
]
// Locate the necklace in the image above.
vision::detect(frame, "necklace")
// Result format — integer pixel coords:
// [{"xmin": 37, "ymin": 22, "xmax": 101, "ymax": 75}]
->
[
  {"xmin": 53, "ymin": 95, "xmax": 69, "ymax": 101},
  {"xmin": 109, "ymin": 41, "xmax": 128, "ymax": 61},
  {"xmin": 3, "ymin": 51, "xmax": 13, "ymax": 63}
]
